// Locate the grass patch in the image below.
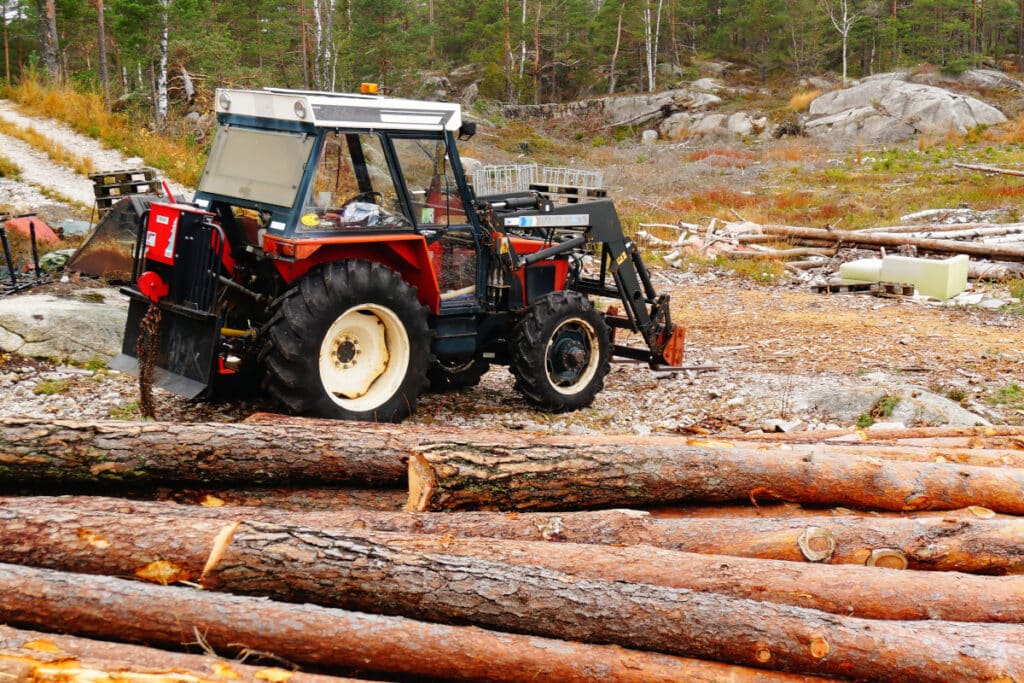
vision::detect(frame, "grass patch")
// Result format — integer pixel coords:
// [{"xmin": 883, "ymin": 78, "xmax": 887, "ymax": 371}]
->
[
  {"xmin": 0, "ymin": 119, "xmax": 95, "ymax": 175},
  {"xmin": 0, "ymin": 154, "xmax": 20, "ymax": 179},
  {"xmin": 857, "ymin": 394, "xmax": 901, "ymax": 428},
  {"xmin": 712, "ymin": 255, "xmax": 786, "ymax": 283},
  {"xmin": 6, "ymin": 75, "xmax": 204, "ymax": 187},
  {"xmin": 33, "ymin": 378, "xmax": 70, "ymax": 395},
  {"xmin": 988, "ymin": 384, "xmax": 1024, "ymax": 410},
  {"xmin": 788, "ymin": 90, "xmax": 821, "ymax": 111},
  {"xmin": 109, "ymin": 400, "xmax": 140, "ymax": 420}
]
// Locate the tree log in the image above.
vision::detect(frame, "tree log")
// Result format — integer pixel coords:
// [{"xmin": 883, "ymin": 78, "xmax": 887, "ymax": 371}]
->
[
  {"xmin": 406, "ymin": 442, "xmax": 1024, "ymax": 513},
  {"xmin": 185, "ymin": 521, "xmax": 1024, "ymax": 680},
  {"xmin": 2, "ymin": 497, "xmax": 1022, "ymax": 622},
  {"xmin": 685, "ymin": 436, "xmax": 1024, "ymax": 467},
  {"xmin": 5, "ymin": 495, "xmax": 1022, "ymax": 574},
  {"xmin": 759, "ymin": 223, "xmax": 1024, "ymax": 260},
  {"xmin": 0, "ymin": 563, "xmax": 822, "ymax": 683},
  {"xmin": 725, "ymin": 425, "xmax": 1024, "ymax": 443},
  {"xmin": 0, "ymin": 507, "xmax": 1021, "ymax": 680},
  {"xmin": 0, "ymin": 417, "xmax": 411, "ymax": 485},
  {"xmin": 0, "ymin": 624, "xmax": 352, "ymax": 682}
]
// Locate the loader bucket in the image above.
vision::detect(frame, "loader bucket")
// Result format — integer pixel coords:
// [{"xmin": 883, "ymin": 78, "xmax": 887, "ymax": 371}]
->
[{"xmin": 66, "ymin": 195, "xmax": 155, "ymax": 282}]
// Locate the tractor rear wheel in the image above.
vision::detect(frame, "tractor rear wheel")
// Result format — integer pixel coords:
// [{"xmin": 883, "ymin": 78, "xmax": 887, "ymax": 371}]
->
[
  {"xmin": 510, "ymin": 290, "xmax": 611, "ymax": 412},
  {"xmin": 427, "ymin": 358, "xmax": 491, "ymax": 392},
  {"xmin": 260, "ymin": 260, "xmax": 431, "ymax": 422}
]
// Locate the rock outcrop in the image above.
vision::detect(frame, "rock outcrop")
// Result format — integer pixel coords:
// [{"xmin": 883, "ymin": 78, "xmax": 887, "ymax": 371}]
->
[
  {"xmin": 805, "ymin": 74, "xmax": 1007, "ymax": 143},
  {"xmin": 0, "ymin": 288, "xmax": 127, "ymax": 362}
]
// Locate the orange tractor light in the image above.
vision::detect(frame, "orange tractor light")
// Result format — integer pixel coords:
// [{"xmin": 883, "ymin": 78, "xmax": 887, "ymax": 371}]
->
[{"xmin": 360, "ymin": 83, "xmax": 379, "ymax": 95}]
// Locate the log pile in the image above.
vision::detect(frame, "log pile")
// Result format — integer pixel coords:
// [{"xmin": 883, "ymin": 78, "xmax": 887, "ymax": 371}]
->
[{"xmin": 2, "ymin": 417, "xmax": 1024, "ymax": 681}]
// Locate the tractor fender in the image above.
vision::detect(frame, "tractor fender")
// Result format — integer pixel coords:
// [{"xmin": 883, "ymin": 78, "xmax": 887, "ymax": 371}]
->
[{"xmin": 262, "ymin": 233, "xmax": 441, "ymax": 313}]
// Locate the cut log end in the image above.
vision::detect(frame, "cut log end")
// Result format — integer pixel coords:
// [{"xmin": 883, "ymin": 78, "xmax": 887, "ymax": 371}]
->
[{"xmin": 405, "ymin": 452, "xmax": 437, "ymax": 513}]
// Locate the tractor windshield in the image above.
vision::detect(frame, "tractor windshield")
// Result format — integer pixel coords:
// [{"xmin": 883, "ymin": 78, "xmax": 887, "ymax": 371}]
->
[
  {"xmin": 199, "ymin": 126, "xmax": 315, "ymax": 208},
  {"xmin": 298, "ymin": 132, "xmax": 411, "ymax": 231}
]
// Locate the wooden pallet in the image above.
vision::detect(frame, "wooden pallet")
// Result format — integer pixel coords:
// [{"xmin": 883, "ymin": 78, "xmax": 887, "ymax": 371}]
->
[
  {"xmin": 90, "ymin": 168, "xmax": 159, "ymax": 215},
  {"xmin": 528, "ymin": 183, "xmax": 608, "ymax": 204},
  {"xmin": 813, "ymin": 280, "xmax": 916, "ymax": 297}
]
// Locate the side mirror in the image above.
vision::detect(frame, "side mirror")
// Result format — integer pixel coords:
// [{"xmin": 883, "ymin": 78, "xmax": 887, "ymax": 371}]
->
[{"xmin": 458, "ymin": 121, "xmax": 477, "ymax": 141}]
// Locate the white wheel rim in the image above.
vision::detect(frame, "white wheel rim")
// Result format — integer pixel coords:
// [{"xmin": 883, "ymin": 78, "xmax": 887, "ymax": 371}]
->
[
  {"xmin": 544, "ymin": 317, "xmax": 601, "ymax": 396},
  {"xmin": 319, "ymin": 303, "xmax": 410, "ymax": 412}
]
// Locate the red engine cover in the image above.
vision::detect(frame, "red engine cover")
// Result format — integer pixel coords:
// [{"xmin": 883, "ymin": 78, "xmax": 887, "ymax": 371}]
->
[{"xmin": 145, "ymin": 202, "xmax": 215, "ymax": 265}]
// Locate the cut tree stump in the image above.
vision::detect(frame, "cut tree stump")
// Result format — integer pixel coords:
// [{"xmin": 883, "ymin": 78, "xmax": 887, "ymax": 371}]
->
[
  {"xmin": 406, "ymin": 442, "xmax": 1024, "ymax": 513},
  {"xmin": 0, "ymin": 563, "xmax": 821, "ymax": 683},
  {"xmin": 4, "ymin": 495, "xmax": 1022, "ymax": 574},
  {"xmin": 0, "ymin": 508, "xmax": 1020, "ymax": 680},
  {"xmin": 0, "ymin": 624, "xmax": 353, "ymax": 682}
]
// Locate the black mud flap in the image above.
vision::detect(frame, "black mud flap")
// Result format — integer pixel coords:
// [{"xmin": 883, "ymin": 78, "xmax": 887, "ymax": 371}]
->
[{"xmin": 110, "ymin": 295, "xmax": 220, "ymax": 399}]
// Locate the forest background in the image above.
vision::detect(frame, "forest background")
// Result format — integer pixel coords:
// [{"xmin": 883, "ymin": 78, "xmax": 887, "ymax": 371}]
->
[{"xmin": 3, "ymin": 0, "xmax": 1024, "ymax": 120}]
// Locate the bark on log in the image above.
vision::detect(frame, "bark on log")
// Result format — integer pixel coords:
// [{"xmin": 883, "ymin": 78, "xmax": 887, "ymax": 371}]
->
[
  {"xmin": 0, "ymin": 417, "xmax": 412, "ymax": 485},
  {"xmin": 759, "ymin": 223, "xmax": 1024, "ymax": 260},
  {"xmin": 406, "ymin": 442, "xmax": 1024, "ymax": 513},
  {"xmin": 0, "ymin": 624, "xmax": 352, "ymax": 682},
  {"xmin": 684, "ymin": 436, "xmax": 1024, "ymax": 467},
  {"xmin": 953, "ymin": 161, "xmax": 1024, "ymax": 177},
  {"xmin": 725, "ymin": 425, "xmax": 1024, "ymax": 443},
  {"xmin": 4, "ymin": 497, "xmax": 1023, "ymax": 620},
  {"xmin": 0, "ymin": 508, "xmax": 1022, "ymax": 680},
  {"xmin": 0, "ymin": 564, "xmax": 825, "ymax": 683},
  {"xmin": 175, "ymin": 521, "xmax": 1024, "ymax": 681},
  {"xmin": 6, "ymin": 495, "xmax": 1022, "ymax": 574}
]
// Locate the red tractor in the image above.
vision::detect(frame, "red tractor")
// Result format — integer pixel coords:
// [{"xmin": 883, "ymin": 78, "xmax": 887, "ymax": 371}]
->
[{"xmin": 114, "ymin": 86, "xmax": 684, "ymax": 422}]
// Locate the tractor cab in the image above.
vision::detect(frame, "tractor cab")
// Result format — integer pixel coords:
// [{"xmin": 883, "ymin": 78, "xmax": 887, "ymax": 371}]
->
[{"xmin": 115, "ymin": 86, "xmax": 683, "ymax": 423}]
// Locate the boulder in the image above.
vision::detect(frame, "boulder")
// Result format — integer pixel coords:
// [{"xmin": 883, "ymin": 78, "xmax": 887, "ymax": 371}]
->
[
  {"xmin": 691, "ymin": 78, "xmax": 724, "ymax": 93},
  {"xmin": 794, "ymin": 377, "xmax": 990, "ymax": 427},
  {"xmin": 805, "ymin": 74, "xmax": 1006, "ymax": 142},
  {"xmin": 641, "ymin": 129, "xmax": 659, "ymax": 145},
  {"xmin": 659, "ymin": 111, "xmax": 767, "ymax": 139},
  {"xmin": 0, "ymin": 288, "xmax": 127, "ymax": 363},
  {"xmin": 959, "ymin": 69, "xmax": 1024, "ymax": 91},
  {"xmin": 459, "ymin": 82, "xmax": 479, "ymax": 107},
  {"xmin": 693, "ymin": 60, "xmax": 731, "ymax": 77}
]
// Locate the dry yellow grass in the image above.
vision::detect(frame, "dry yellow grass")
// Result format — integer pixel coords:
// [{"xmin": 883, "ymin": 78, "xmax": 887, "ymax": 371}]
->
[
  {"xmin": 0, "ymin": 119, "xmax": 95, "ymax": 175},
  {"xmin": 788, "ymin": 90, "xmax": 821, "ymax": 111},
  {"xmin": 6, "ymin": 76, "xmax": 204, "ymax": 187}
]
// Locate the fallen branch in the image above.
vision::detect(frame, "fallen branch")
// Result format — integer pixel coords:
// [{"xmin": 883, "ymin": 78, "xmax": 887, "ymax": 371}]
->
[
  {"xmin": 954, "ymin": 161, "xmax": 1024, "ymax": 177},
  {"xmin": 758, "ymin": 223, "xmax": 1024, "ymax": 261}
]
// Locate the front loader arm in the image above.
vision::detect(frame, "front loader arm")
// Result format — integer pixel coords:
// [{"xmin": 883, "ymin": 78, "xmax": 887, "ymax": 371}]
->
[{"xmin": 482, "ymin": 196, "xmax": 684, "ymax": 368}]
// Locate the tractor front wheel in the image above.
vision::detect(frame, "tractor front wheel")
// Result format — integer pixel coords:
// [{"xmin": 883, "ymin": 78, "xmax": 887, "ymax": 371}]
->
[
  {"xmin": 260, "ymin": 260, "xmax": 431, "ymax": 422},
  {"xmin": 510, "ymin": 290, "xmax": 611, "ymax": 412}
]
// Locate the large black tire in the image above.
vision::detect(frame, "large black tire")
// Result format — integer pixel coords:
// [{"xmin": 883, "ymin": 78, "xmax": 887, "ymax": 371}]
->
[
  {"xmin": 426, "ymin": 358, "xmax": 491, "ymax": 392},
  {"xmin": 510, "ymin": 290, "xmax": 611, "ymax": 412},
  {"xmin": 259, "ymin": 260, "xmax": 431, "ymax": 422}
]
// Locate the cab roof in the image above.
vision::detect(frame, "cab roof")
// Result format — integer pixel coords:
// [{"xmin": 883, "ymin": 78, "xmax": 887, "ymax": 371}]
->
[{"xmin": 214, "ymin": 87, "xmax": 463, "ymax": 132}]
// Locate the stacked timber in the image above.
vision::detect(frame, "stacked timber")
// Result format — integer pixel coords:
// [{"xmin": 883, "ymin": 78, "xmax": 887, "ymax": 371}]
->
[{"xmin": 2, "ymin": 417, "xmax": 1024, "ymax": 681}]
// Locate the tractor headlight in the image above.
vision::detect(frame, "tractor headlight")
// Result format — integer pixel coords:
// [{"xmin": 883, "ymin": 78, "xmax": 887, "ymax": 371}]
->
[
  {"xmin": 218, "ymin": 92, "xmax": 231, "ymax": 111},
  {"xmin": 294, "ymin": 100, "xmax": 307, "ymax": 119}
]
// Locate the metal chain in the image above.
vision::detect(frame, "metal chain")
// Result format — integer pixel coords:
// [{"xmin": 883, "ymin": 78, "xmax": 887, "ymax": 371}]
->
[{"xmin": 136, "ymin": 303, "xmax": 162, "ymax": 419}]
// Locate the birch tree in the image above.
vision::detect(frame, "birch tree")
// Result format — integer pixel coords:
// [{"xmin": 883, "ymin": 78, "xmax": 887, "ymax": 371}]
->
[
  {"xmin": 312, "ymin": 0, "xmax": 336, "ymax": 90},
  {"xmin": 95, "ymin": 0, "xmax": 108, "ymax": 105},
  {"xmin": 642, "ymin": 0, "xmax": 664, "ymax": 91},
  {"xmin": 820, "ymin": 0, "xmax": 860, "ymax": 83},
  {"xmin": 156, "ymin": 0, "xmax": 168, "ymax": 124}
]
